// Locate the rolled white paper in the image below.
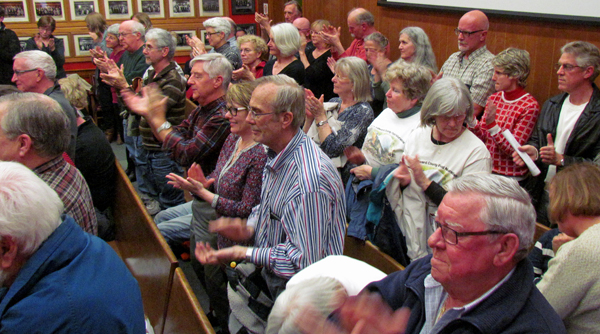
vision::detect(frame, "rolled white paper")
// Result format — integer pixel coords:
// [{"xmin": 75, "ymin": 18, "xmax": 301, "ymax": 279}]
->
[{"xmin": 502, "ymin": 129, "xmax": 541, "ymax": 176}]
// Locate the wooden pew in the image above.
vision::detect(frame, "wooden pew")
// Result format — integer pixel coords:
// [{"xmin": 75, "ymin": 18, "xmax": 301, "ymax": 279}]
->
[
  {"xmin": 111, "ymin": 161, "xmax": 179, "ymax": 334},
  {"xmin": 343, "ymin": 235, "xmax": 404, "ymax": 275},
  {"xmin": 164, "ymin": 268, "xmax": 216, "ymax": 334},
  {"xmin": 534, "ymin": 222, "xmax": 552, "ymax": 244}
]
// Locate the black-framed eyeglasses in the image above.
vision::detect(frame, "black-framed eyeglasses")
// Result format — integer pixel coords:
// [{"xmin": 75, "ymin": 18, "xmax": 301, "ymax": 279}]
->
[
  {"xmin": 13, "ymin": 68, "xmax": 38, "ymax": 76},
  {"xmin": 248, "ymin": 106, "xmax": 275, "ymax": 119},
  {"xmin": 205, "ymin": 31, "xmax": 222, "ymax": 37},
  {"xmin": 430, "ymin": 214, "xmax": 505, "ymax": 245},
  {"xmin": 142, "ymin": 44, "xmax": 165, "ymax": 51},
  {"xmin": 454, "ymin": 28, "xmax": 484, "ymax": 37},
  {"xmin": 554, "ymin": 63, "xmax": 583, "ymax": 72},
  {"xmin": 225, "ymin": 106, "xmax": 247, "ymax": 116}
]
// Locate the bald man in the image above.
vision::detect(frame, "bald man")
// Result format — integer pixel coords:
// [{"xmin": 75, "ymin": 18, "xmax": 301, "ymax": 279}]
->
[
  {"xmin": 293, "ymin": 17, "xmax": 315, "ymax": 55},
  {"xmin": 440, "ymin": 10, "xmax": 495, "ymax": 118},
  {"xmin": 322, "ymin": 7, "xmax": 383, "ymax": 61}
]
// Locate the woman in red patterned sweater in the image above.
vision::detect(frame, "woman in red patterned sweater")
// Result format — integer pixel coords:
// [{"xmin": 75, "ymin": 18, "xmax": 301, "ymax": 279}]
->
[{"xmin": 470, "ymin": 48, "xmax": 540, "ymax": 181}]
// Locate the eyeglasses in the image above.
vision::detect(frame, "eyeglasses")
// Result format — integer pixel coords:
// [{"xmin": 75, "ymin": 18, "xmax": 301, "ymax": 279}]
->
[
  {"xmin": 430, "ymin": 214, "xmax": 505, "ymax": 245},
  {"xmin": 205, "ymin": 31, "xmax": 222, "ymax": 37},
  {"xmin": 248, "ymin": 106, "xmax": 275, "ymax": 119},
  {"xmin": 13, "ymin": 68, "xmax": 38, "ymax": 76},
  {"xmin": 119, "ymin": 32, "xmax": 134, "ymax": 37},
  {"xmin": 143, "ymin": 44, "xmax": 164, "ymax": 51},
  {"xmin": 225, "ymin": 106, "xmax": 247, "ymax": 116},
  {"xmin": 554, "ymin": 63, "xmax": 584, "ymax": 72},
  {"xmin": 454, "ymin": 28, "xmax": 484, "ymax": 37}
]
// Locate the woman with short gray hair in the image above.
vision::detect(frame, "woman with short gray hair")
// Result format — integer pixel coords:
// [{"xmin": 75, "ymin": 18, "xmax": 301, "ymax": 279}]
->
[
  {"xmin": 470, "ymin": 47, "xmax": 540, "ymax": 180},
  {"xmin": 391, "ymin": 77, "xmax": 491, "ymax": 261},
  {"xmin": 263, "ymin": 23, "xmax": 305, "ymax": 85}
]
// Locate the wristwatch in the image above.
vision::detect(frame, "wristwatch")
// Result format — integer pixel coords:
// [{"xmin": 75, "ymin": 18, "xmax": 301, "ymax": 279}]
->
[
  {"xmin": 560, "ymin": 158, "xmax": 565, "ymax": 166},
  {"xmin": 316, "ymin": 119, "xmax": 328, "ymax": 127},
  {"xmin": 157, "ymin": 121, "xmax": 172, "ymax": 133}
]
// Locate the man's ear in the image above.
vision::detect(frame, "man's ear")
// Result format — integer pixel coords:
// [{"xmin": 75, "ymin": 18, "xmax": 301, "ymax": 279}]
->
[
  {"xmin": 493, "ymin": 233, "xmax": 519, "ymax": 267},
  {"xmin": 16, "ymin": 134, "xmax": 33, "ymax": 158},
  {"xmin": 583, "ymin": 66, "xmax": 594, "ymax": 80},
  {"xmin": 0, "ymin": 236, "xmax": 19, "ymax": 270},
  {"xmin": 279, "ymin": 111, "xmax": 294, "ymax": 129},
  {"xmin": 213, "ymin": 75, "xmax": 224, "ymax": 89}
]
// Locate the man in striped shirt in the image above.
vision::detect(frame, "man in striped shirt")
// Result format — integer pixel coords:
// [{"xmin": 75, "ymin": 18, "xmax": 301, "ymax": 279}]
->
[{"xmin": 196, "ymin": 75, "xmax": 347, "ymax": 332}]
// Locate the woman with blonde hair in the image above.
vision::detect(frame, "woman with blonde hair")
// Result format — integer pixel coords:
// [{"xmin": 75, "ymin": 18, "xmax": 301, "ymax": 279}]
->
[{"xmin": 231, "ymin": 34, "xmax": 268, "ymax": 81}]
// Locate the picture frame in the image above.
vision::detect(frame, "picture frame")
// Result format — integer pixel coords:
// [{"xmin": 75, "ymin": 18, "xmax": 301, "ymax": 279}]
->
[
  {"xmin": 104, "ymin": 0, "xmax": 132, "ymax": 19},
  {"xmin": 33, "ymin": 0, "xmax": 65, "ymax": 22},
  {"xmin": 0, "ymin": 0, "xmax": 29, "ymax": 22},
  {"xmin": 199, "ymin": 0, "xmax": 222, "ymax": 17},
  {"xmin": 238, "ymin": 23, "xmax": 256, "ymax": 36},
  {"xmin": 18, "ymin": 37, "xmax": 29, "ymax": 51},
  {"xmin": 73, "ymin": 34, "xmax": 94, "ymax": 56},
  {"xmin": 69, "ymin": 0, "xmax": 99, "ymax": 21},
  {"xmin": 173, "ymin": 30, "xmax": 196, "ymax": 51},
  {"xmin": 231, "ymin": 0, "xmax": 253, "ymax": 15},
  {"xmin": 53, "ymin": 34, "xmax": 71, "ymax": 57},
  {"xmin": 137, "ymin": 0, "xmax": 164, "ymax": 18},
  {"xmin": 168, "ymin": 0, "xmax": 194, "ymax": 18}
]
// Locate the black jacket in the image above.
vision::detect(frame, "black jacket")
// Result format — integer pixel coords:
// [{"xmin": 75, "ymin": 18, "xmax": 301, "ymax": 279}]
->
[{"xmin": 0, "ymin": 22, "xmax": 20, "ymax": 85}]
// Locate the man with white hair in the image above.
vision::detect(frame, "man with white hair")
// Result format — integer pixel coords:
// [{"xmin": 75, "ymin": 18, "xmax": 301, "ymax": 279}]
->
[
  {"xmin": 116, "ymin": 27, "xmax": 188, "ymax": 212},
  {"xmin": 0, "ymin": 161, "xmax": 144, "ymax": 332},
  {"xmin": 203, "ymin": 17, "xmax": 242, "ymax": 69},
  {"xmin": 297, "ymin": 174, "xmax": 566, "ymax": 334},
  {"xmin": 0, "ymin": 92, "xmax": 97, "ymax": 234},
  {"xmin": 12, "ymin": 50, "xmax": 77, "ymax": 160}
]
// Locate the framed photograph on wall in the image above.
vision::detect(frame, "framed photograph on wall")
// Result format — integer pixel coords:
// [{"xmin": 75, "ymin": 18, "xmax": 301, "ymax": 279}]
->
[
  {"xmin": 174, "ymin": 30, "xmax": 196, "ymax": 51},
  {"xmin": 231, "ymin": 0, "xmax": 253, "ymax": 15},
  {"xmin": 0, "ymin": 0, "xmax": 29, "ymax": 22},
  {"xmin": 18, "ymin": 37, "xmax": 29, "ymax": 51},
  {"xmin": 137, "ymin": 0, "xmax": 164, "ymax": 18},
  {"xmin": 69, "ymin": 0, "xmax": 99, "ymax": 20},
  {"xmin": 199, "ymin": 0, "xmax": 222, "ymax": 16},
  {"xmin": 74, "ymin": 34, "xmax": 94, "ymax": 56},
  {"xmin": 238, "ymin": 23, "xmax": 256, "ymax": 36},
  {"xmin": 53, "ymin": 34, "xmax": 70, "ymax": 57},
  {"xmin": 33, "ymin": 0, "xmax": 65, "ymax": 21},
  {"xmin": 168, "ymin": 0, "xmax": 194, "ymax": 17},
  {"xmin": 104, "ymin": 0, "xmax": 132, "ymax": 19}
]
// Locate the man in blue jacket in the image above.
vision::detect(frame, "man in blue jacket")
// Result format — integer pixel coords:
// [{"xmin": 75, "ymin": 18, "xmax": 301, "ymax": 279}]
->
[
  {"xmin": 296, "ymin": 174, "xmax": 565, "ymax": 334},
  {"xmin": 0, "ymin": 161, "xmax": 145, "ymax": 333}
]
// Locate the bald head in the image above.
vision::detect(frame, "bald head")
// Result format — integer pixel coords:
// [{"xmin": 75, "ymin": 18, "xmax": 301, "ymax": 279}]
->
[
  {"xmin": 293, "ymin": 17, "xmax": 310, "ymax": 37},
  {"xmin": 456, "ymin": 10, "xmax": 488, "ymax": 55},
  {"xmin": 347, "ymin": 8, "xmax": 375, "ymax": 39}
]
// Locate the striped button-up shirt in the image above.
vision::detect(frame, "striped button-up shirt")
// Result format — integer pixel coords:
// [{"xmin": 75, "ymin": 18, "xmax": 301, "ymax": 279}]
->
[{"xmin": 249, "ymin": 130, "xmax": 347, "ymax": 278}]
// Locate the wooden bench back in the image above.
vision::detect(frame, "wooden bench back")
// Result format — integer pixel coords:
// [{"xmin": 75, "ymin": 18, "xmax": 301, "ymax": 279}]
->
[
  {"xmin": 343, "ymin": 235, "xmax": 404, "ymax": 275},
  {"xmin": 534, "ymin": 222, "xmax": 551, "ymax": 244},
  {"xmin": 112, "ymin": 161, "xmax": 179, "ymax": 334},
  {"xmin": 164, "ymin": 268, "xmax": 216, "ymax": 334}
]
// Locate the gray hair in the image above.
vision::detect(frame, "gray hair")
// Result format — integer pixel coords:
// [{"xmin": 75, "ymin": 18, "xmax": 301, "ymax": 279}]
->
[
  {"xmin": 270, "ymin": 23, "xmax": 301, "ymax": 58},
  {"xmin": 561, "ymin": 41, "xmax": 600, "ymax": 82},
  {"xmin": 203, "ymin": 17, "xmax": 231, "ymax": 37},
  {"xmin": 0, "ymin": 92, "xmax": 70, "ymax": 158},
  {"xmin": 492, "ymin": 48, "xmax": 530, "ymax": 88},
  {"xmin": 266, "ymin": 277, "xmax": 347, "ymax": 334},
  {"xmin": 0, "ymin": 161, "xmax": 63, "ymax": 257},
  {"xmin": 284, "ymin": 0, "xmax": 302, "ymax": 15},
  {"xmin": 420, "ymin": 77, "xmax": 474, "ymax": 127},
  {"xmin": 399, "ymin": 26, "xmax": 437, "ymax": 72},
  {"xmin": 14, "ymin": 50, "xmax": 57, "ymax": 81},
  {"xmin": 145, "ymin": 28, "xmax": 176, "ymax": 60},
  {"xmin": 349, "ymin": 8, "xmax": 375, "ymax": 27},
  {"xmin": 384, "ymin": 61, "xmax": 432, "ymax": 103},
  {"xmin": 128, "ymin": 20, "xmax": 146, "ymax": 39},
  {"xmin": 106, "ymin": 23, "xmax": 120, "ymax": 37},
  {"xmin": 335, "ymin": 56, "xmax": 372, "ymax": 102},
  {"xmin": 255, "ymin": 74, "xmax": 305, "ymax": 128},
  {"xmin": 364, "ymin": 32, "xmax": 388, "ymax": 49},
  {"xmin": 190, "ymin": 53, "xmax": 233, "ymax": 90},
  {"xmin": 446, "ymin": 173, "xmax": 536, "ymax": 262}
]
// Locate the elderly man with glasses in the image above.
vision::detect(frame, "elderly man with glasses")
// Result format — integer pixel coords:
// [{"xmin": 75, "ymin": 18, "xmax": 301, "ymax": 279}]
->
[
  {"xmin": 439, "ymin": 10, "xmax": 495, "ymax": 118},
  {"xmin": 515, "ymin": 41, "xmax": 600, "ymax": 226},
  {"xmin": 296, "ymin": 174, "xmax": 566, "ymax": 334}
]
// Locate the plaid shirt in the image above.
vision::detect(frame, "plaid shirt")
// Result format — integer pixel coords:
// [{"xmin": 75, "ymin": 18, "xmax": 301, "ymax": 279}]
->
[
  {"xmin": 441, "ymin": 46, "xmax": 495, "ymax": 107},
  {"xmin": 471, "ymin": 90, "xmax": 540, "ymax": 176},
  {"xmin": 162, "ymin": 97, "xmax": 230, "ymax": 172},
  {"xmin": 33, "ymin": 156, "xmax": 98, "ymax": 235}
]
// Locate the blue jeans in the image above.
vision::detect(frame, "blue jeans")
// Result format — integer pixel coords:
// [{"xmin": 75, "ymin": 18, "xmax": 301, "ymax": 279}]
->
[
  {"xmin": 155, "ymin": 201, "xmax": 193, "ymax": 246},
  {"xmin": 123, "ymin": 119, "xmax": 147, "ymax": 194},
  {"xmin": 137, "ymin": 147, "xmax": 186, "ymax": 209}
]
